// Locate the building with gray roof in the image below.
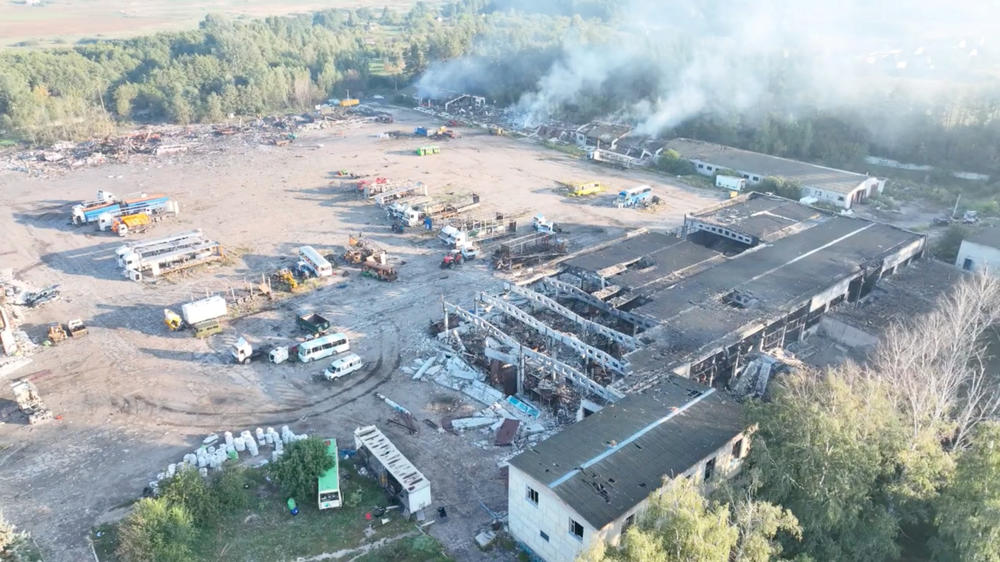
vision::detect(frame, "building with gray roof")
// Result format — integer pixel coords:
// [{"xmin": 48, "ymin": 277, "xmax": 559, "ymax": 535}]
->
[
  {"xmin": 507, "ymin": 375, "xmax": 747, "ymax": 562},
  {"xmin": 664, "ymin": 138, "xmax": 884, "ymax": 209}
]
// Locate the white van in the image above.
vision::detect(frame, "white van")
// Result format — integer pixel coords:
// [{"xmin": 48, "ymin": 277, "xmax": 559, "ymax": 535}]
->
[
  {"xmin": 298, "ymin": 333, "xmax": 350, "ymax": 363},
  {"xmin": 324, "ymin": 353, "xmax": 364, "ymax": 380}
]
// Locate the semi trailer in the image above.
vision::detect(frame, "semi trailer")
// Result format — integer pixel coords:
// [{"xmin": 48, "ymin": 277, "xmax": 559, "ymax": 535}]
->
[
  {"xmin": 73, "ymin": 191, "xmax": 177, "ymax": 226},
  {"xmin": 116, "ymin": 230, "xmax": 223, "ymax": 281}
]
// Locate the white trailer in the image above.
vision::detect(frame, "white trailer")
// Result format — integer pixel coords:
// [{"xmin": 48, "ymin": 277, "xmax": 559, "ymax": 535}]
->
[
  {"xmin": 716, "ymin": 175, "xmax": 748, "ymax": 191},
  {"xmin": 180, "ymin": 295, "xmax": 228, "ymax": 325},
  {"xmin": 116, "ymin": 230, "xmax": 223, "ymax": 281},
  {"xmin": 353, "ymin": 425, "xmax": 432, "ymax": 514}
]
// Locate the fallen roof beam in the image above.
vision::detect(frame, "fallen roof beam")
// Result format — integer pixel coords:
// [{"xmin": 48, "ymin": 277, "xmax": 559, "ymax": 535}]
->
[
  {"xmin": 505, "ymin": 283, "xmax": 639, "ymax": 350},
  {"xmin": 539, "ymin": 277, "xmax": 657, "ymax": 330},
  {"xmin": 480, "ymin": 293, "xmax": 627, "ymax": 374},
  {"xmin": 442, "ymin": 301, "xmax": 623, "ymax": 402}
]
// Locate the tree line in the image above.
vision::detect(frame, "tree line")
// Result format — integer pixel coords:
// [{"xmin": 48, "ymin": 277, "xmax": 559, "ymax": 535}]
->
[
  {"xmin": 584, "ymin": 273, "xmax": 1000, "ymax": 562},
  {"xmin": 0, "ymin": 1, "xmax": 489, "ymax": 144}
]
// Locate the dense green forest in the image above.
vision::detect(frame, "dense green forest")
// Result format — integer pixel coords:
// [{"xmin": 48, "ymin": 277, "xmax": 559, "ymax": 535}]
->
[
  {"xmin": 2, "ymin": 0, "xmax": 998, "ymax": 184},
  {"xmin": 0, "ymin": 1, "xmax": 493, "ymax": 143}
]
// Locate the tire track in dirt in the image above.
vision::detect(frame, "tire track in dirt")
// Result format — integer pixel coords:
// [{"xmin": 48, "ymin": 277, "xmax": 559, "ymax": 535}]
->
[{"xmin": 131, "ymin": 321, "xmax": 401, "ymax": 428}]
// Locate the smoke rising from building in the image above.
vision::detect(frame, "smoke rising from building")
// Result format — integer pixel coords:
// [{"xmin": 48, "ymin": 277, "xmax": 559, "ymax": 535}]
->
[{"xmin": 416, "ymin": 0, "xmax": 999, "ymax": 136}]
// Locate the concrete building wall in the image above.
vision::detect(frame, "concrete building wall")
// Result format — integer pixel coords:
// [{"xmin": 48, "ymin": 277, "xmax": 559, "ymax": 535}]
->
[
  {"xmin": 509, "ymin": 469, "xmax": 595, "ymax": 562},
  {"xmin": 509, "ymin": 432, "xmax": 751, "ymax": 562},
  {"xmin": 955, "ymin": 240, "xmax": 1000, "ymax": 273},
  {"xmin": 799, "ymin": 177, "xmax": 877, "ymax": 209},
  {"xmin": 690, "ymin": 157, "xmax": 883, "ymax": 210}
]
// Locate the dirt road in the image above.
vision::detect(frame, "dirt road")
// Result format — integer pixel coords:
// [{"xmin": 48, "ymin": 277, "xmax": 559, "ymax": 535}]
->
[{"xmin": 0, "ymin": 108, "xmax": 723, "ymax": 561}]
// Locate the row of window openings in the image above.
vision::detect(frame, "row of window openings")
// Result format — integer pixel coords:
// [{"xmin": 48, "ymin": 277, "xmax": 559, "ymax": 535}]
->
[
  {"xmin": 694, "ymin": 163, "xmax": 759, "ymax": 182},
  {"xmin": 702, "ymin": 225, "xmax": 752, "ymax": 244},
  {"xmin": 529, "ymin": 439, "xmax": 744, "ymax": 543}
]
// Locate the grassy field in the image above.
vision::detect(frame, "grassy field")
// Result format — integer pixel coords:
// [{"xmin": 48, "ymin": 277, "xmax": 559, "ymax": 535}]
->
[
  {"xmin": 92, "ymin": 459, "xmax": 449, "ymax": 562},
  {"xmin": 0, "ymin": 0, "xmax": 422, "ymax": 47}
]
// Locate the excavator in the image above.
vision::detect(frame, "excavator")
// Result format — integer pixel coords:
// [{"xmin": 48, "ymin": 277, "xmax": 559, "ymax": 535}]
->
[{"xmin": 272, "ymin": 268, "xmax": 298, "ymax": 291}]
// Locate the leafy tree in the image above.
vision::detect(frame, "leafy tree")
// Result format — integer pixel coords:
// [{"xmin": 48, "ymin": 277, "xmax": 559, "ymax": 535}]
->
[
  {"xmin": 932, "ymin": 422, "xmax": 1000, "ymax": 562},
  {"xmin": 653, "ymin": 149, "xmax": 696, "ymax": 175},
  {"xmin": 158, "ymin": 468, "xmax": 219, "ymax": 526},
  {"xmin": 267, "ymin": 436, "xmax": 334, "ymax": 501},
  {"xmin": 115, "ymin": 498, "xmax": 196, "ymax": 562},
  {"xmin": 757, "ymin": 177, "xmax": 802, "ymax": 200},
  {"xmin": 933, "ymin": 224, "xmax": 968, "ymax": 263},
  {"xmin": 582, "ymin": 478, "xmax": 798, "ymax": 562},
  {"xmin": 747, "ymin": 369, "xmax": 906, "ymax": 562}
]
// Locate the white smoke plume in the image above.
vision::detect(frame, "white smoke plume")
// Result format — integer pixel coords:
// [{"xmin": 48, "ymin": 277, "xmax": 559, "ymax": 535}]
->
[{"xmin": 417, "ymin": 0, "xmax": 1000, "ymax": 136}]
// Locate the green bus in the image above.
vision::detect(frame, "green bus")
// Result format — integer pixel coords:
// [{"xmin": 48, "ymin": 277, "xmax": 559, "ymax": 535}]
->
[{"xmin": 317, "ymin": 438, "xmax": 341, "ymax": 510}]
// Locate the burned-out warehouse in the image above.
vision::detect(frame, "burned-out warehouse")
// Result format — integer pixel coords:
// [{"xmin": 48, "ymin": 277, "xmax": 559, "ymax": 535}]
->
[{"xmin": 440, "ymin": 192, "xmax": 926, "ymax": 419}]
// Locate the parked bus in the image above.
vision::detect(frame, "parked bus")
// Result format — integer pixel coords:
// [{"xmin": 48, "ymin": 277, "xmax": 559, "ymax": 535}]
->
[
  {"xmin": 317, "ymin": 438, "xmax": 341, "ymax": 509},
  {"xmin": 297, "ymin": 332, "xmax": 349, "ymax": 363},
  {"xmin": 297, "ymin": 245, "xmax": 334, "ymax": 278},
  {"xmin": 615, "ymin": 185, "xmax": 654, "ymax": 208}
]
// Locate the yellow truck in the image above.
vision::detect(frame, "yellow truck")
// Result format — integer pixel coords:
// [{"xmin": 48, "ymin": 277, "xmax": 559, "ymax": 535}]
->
[
  {"xmin": 111, "ymin": 213, "xmax": 152, "ymax": 236},
  {"xmin": 558, "ymin": 180, "xmax": 606, "ymax": 197},
  {"xmin": 339, "ymin": 98, "xmax": 360, "ymax": 107}
]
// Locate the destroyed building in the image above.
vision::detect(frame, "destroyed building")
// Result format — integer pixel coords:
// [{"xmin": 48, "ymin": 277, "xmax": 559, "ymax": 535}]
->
[
  {"xmin": 507, "ymin": 375, "xmax": 748, "ymax": 562},
  {"xmin": 955, "ymin": 227, "xmax": 1000, "ymax": 272},
  {"xmin": 440, "ymin": 192, "xmax": 925, "ymax": 417},
  {"xmin": 663, "ymin": 138, "xmax": 884, "ymax": 209},
  {"xmin": 573, "ymin": 122, "xmax": 633, "ymax": 150}
]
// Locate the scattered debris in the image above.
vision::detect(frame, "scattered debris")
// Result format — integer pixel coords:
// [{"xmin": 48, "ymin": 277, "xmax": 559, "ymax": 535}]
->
[{"xmin": 10, "ymin": 379, "xmax": 52, "ymax": 425}]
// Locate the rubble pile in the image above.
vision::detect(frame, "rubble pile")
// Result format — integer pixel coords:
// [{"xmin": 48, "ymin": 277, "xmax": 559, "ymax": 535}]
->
[{"xmin": 0, "ymin": 106, "xmax": 383, "ymax": 178}]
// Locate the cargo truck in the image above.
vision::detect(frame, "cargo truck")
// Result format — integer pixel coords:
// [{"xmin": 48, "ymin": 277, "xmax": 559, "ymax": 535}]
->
[
  {"xmin": 297, "ymin": 312, "xmax": 331, "ymax": 335},
  {"xmin": 74, "ymin": 192, "xmax": 176, "ymax": 226}
]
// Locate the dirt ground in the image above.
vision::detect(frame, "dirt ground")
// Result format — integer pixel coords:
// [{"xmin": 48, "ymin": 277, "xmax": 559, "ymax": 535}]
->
[{"xmin": 0, "ymin": 108, "xmax": 722, "ymax": 562}]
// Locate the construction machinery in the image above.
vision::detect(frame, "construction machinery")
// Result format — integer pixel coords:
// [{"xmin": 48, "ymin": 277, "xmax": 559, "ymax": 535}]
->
[
  {"xmin": 362, "ymin": 260, "xmax": 397, "ymax": 282},
  {"xmin": 116, "ymin": 230, "xmax": 223, "ymax": 281},
  {"xmin": 339, "ymin": 98, "xmax": 360, "ymax": 107},
  {"xmin": 66, "ymin": 319, "xmax": 88, "ymax": 338},
  {"xmin": 272, "ymin": 268, "xmax": 299, "ymax": 291},
  {"xmin": 441, "ymin": 250, "xmax": 463, "ymax": 269},
  {"xmin": 164, "ymin": 309, "xmax": 183, "ymax": 330},
  {"xmin": 344, "ymin": 235, "xmax": 387, "ymax": 265},
  {"xmin": 11, "ymin": 380, "xmax": 52, "ymax": 425},
  {"xmin": 47, "ymin": 323, "xmax": 67, "ymax": 344},
  {"xmin": 489, "ymin": 126, "xmax": 505, "ymax": 136}
]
